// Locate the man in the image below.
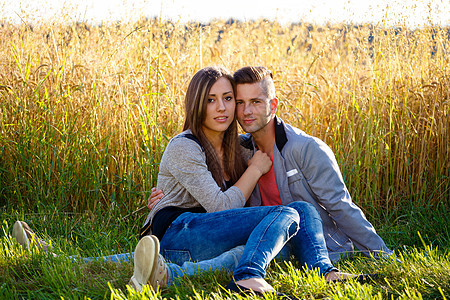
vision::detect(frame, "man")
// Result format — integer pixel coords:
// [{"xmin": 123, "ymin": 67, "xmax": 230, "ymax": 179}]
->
[
  {"xmin": 233, "ymin": 66, "xmax": 392, "ymax": 261},
  {"xmin": 151, "ymin": 66, "xmax": 392, "ymax": 261},
  {"xmin": 141, "ymin": 66, "xmax": 393, "ymax": 291}
]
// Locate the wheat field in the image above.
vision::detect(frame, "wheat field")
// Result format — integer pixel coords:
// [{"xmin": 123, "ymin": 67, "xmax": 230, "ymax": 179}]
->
[{"xmin": 0, "ymin": 18, "xmax": 449, "ymax": 219}]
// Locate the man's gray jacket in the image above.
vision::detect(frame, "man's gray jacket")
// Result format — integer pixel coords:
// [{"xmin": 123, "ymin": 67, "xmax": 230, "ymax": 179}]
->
[{"xmin": 241, "ymin": 117, "xmax": 393, "ymax": 261}]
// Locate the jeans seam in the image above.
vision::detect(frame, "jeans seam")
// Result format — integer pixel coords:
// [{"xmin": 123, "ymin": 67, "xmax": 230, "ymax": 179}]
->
[
  {"xmin": 248, "ymin": 207, "xmax": 282, "ymax": 266},
  {"xmin": 242, "ymin": 206, "xmax": 292, "ymax": 277},
  {"xmin": 297, "ymin": 207, "xmax": 334, "ymax": 274},
  {"xmin": 299, "ymin": 209, "xmax": 321, "ymax": 263}
]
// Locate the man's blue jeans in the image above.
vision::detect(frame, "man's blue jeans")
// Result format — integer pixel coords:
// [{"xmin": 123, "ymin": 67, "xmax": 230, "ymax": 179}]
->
[
  {"xmin": 276, "ymin": 201, "xmax": 337, "ymax": 274},
  {"xmin": 160, "ymin": 205, "xmax": 300, "ymax": 282},
  {"xmin": 164, "ymin": 201, "xmax": 336, "ymax": 283}
]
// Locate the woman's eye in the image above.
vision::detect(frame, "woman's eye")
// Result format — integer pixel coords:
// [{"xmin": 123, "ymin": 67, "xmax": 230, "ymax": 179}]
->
[
  {"xmin": 225, "ymin": 96, "xmax": 233, "ymax": 101},
  {"xmin": 207, "ymin": 98, "xmax": 215, "ymax": 103}
]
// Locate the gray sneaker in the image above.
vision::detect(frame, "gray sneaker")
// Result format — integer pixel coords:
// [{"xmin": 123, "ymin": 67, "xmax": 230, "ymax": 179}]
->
[
  {"xmin": 129, "ymin": 235, "xmax": 168, "ymax": 292},
  {"xmin": 13, "ymin": 221, "xmax": 49, "ymax": 252}
]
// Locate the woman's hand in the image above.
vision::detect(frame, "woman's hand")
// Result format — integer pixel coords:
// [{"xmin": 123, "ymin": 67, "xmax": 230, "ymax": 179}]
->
[
  {"xmin": 147, "ymin": 187, "xmax": 165, "ymax": 210},
  {"xmin": 233, "ymin": 150, "xmax": 272, "ymax": 200},
  {"xmin": 247, "ymin": 150, "xmax": 272, "ymax": 176}
]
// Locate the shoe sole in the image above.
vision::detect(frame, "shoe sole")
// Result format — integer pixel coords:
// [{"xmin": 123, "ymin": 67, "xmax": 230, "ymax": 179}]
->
[
  {"xmin": 148, "ymin": 235, "xmax": 162, "ymax": 287},
  {"xmin": 13, "ymin": 221, "xmax": 29, "ymax": 251},
  {"xmin": 130, "ymin": 236, "xmax": 160, "ymax": 292}
]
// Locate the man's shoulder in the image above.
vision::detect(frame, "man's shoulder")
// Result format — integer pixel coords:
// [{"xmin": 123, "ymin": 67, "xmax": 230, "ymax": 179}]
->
[
  {"xmin": 281, "ymin": 122, "xmax": 338, "ymax": 175},
  {"xmin": 278, "ymin": 121, "xmax": 332, "ymax": 160},
  {"xmin": 282, "ymin": 122, "xmax": 319, "ymax": 147}
]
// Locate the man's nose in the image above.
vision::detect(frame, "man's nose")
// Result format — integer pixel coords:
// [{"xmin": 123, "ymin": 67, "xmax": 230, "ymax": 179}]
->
[{"xmin": 243, "ymin": 104, "xmax": 252, "ymax": 115}]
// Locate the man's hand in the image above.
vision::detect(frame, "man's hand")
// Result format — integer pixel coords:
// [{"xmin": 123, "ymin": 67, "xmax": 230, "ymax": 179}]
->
[{"xmin": 147, "ymin": 187, "xmax": 164, "ymax": 210}]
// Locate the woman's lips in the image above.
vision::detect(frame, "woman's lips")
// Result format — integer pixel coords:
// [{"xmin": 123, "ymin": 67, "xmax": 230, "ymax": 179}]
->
[{"xmin": 214, "ymin": 116, "xmax": 229, "ymax": 122}]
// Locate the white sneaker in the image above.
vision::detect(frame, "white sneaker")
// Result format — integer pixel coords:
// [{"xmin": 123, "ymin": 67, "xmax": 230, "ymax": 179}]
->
[
  {"xmin": 13, "ymin": 221, "xmax": 49, "ymax": 251},
  {"xmin": 129, "ymin": 235, "xmax": 168, "ymax": 292}
]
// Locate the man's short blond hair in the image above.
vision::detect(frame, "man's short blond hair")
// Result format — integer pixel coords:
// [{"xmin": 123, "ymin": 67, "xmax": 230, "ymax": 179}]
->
[{"xmin": 233, "ymin": 66, "xmax": 276, "ymax": 99}]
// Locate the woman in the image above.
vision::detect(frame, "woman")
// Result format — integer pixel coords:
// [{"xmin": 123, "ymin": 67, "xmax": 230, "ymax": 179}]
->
[
  {"xmin": 11, "ymin": 67, "xmax": 300, "ymax": 296},
  {"xmin": 12, "ymin": 66, "xmax": 347, "ymax": 297},
  {"xmin": 130, "ymin": 66, "xmax": 345, "ymax": 296},
  {"xmin": 131, "ymin": 66, "xmax": 302, "ymax": 296}
]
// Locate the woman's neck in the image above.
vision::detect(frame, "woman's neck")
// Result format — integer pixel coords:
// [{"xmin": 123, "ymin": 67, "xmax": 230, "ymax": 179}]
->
[
  {"xmin": 203, "ymin": 130, "xmax": 224, "ymax": 152},
  {"xmin": 202, "ymin": 130, "xmax": 230, "ymax": 181}
]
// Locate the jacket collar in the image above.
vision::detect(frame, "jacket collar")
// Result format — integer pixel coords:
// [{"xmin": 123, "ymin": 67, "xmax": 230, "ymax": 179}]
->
[
  {"xmin": 241, "ymin": 116, "xmax": 287, "ymax": 153},
  {"xmin": 274, "ymin": 116, "xmax": 288, "ymax": 153},
  {"xmin": 240, "ymin": 116, "xmax": 288, "ymax": 152}
]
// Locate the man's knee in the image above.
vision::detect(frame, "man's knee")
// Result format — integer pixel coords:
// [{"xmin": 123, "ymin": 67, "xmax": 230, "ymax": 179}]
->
[
  {"xmin": 283, "ymin": 206, "xmax": 301, "ymax": 223},
  {"xmin": 287, "ymin": 201, "xmax": 320, "ymax": 218},
  {"xmin": 275, "ymin": 206, "xmax": 300, "ymax": 236}
]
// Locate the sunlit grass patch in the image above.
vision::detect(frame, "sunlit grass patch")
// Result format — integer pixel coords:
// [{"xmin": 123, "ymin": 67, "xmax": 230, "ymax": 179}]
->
[
  {"xmin": 0, "ymin": 208, "xmax": 449, "ymax": 299},
  {"xmin": 0, "ymin": 10, "xmax": 449, "ymax": 300}
]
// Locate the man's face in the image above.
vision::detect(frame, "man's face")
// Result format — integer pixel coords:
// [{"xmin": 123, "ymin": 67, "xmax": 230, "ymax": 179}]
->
[{"xmin": 235, "ymin": 82, "xmax": 276, "ymax": 134}]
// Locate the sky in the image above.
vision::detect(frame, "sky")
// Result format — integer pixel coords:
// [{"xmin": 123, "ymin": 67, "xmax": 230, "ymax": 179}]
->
[{"xmin": 1, "ymin": 0, "xmax": 449, "ymax": 28}]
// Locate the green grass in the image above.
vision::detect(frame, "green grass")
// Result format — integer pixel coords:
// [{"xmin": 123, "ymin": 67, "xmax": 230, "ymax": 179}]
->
[
  {"xmin": 0, "ymin": 207, "xmax": 448, "ymax": 299},
  {"xmin": 0, "ymin": 15, "xmax": 448, "ymax": 300}
]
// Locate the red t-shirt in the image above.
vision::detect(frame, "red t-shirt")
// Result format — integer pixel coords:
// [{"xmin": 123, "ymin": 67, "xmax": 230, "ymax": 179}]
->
[{"xmin": 258, "ymin": 156, "xmax": 282, "ymax": 206}]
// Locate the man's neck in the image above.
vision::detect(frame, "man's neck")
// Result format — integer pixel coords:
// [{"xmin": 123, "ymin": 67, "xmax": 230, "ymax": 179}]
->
[{"xmin": 252, "ymin": 118, "xmax": 276, "ymax": 157}]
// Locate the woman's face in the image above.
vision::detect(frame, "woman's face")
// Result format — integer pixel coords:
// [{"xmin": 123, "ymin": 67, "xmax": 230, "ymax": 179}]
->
[{"xmin": 201, "ymin": 77, "xmax": 236, "ymax": 139}]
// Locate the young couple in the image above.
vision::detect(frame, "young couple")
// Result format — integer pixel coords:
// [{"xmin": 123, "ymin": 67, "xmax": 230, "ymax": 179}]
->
[
  {"xmin": 129, "ymin": 66, "xmax": 393, "ymax": 296},
  {"xmin": 13, "ymin": 65, "xmax": 392, "ymax": 298}
]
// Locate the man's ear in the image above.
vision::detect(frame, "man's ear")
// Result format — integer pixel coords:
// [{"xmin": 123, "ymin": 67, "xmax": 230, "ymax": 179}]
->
[{"xmin": 270, "ymin": 97, "xmax": 279, "ymax": 114}]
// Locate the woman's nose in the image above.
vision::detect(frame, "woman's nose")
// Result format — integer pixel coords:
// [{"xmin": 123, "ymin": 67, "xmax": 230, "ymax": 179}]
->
[{"xmin": 216, "ymin": 99, "xmax": 225, "ymax": 111}]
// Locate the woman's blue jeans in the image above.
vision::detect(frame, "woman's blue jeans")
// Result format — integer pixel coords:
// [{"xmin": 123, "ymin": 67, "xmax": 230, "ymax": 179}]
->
[
  {"xmin": 160, "ymin": 205, "xmax": 300, "ymax": 282},
  {"xmin": 74, "ymin": 248, "xmax": 247, "ymax": 286},
  {"xmin": 76, "ymin": 202, "xmax": 335, "ymax": 286}
]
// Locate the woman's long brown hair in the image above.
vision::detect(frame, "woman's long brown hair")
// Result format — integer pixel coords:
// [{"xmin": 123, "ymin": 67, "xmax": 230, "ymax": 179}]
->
[{"xmin": 183, "ymin": 66, "xmax": 246, "ymax": 189}]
